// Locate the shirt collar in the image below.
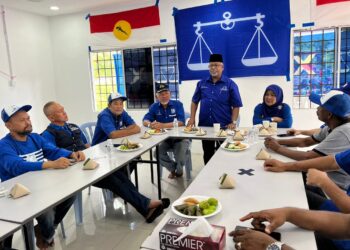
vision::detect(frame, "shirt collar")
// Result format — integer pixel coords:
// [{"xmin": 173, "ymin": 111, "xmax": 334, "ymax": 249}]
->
[
  {"xmin": 106, "ymin": 108, "xmax": 123, "ymax": 119},
  {"xmin": 49, "ymin": 123, "xmax": 68, "ymax": 130},
  {"xmin": 206, "ymin": 75, "xmax": 228, "ymax": 84},
  {"xmin": 157, "ymin": 100, "xmax": 174, "ymax": 108}
]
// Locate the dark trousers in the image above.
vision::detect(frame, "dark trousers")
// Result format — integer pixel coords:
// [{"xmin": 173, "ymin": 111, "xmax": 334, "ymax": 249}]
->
[
  {"xmin": 1, "ymin": 235, "xmax": 14, "ymax": 250},
  {"xmin": 202, "ymin": 140, "xmax": 222, "ymax": 165},
  {"xmin": 306, "ymin": 188, "xmax": 327, "ymax": 210},
  {"xmin": 1, "ymin": 195, "xmax": 75, "ymax": 248},
  {"xmin": 36, "ymin": 195, "xmax": 76, "ymax": 240},
  {"xmin": 93, "ymin": 169, "xmax": 150, "ymax": 217},
  {"xmin": 315, "ymin": 232, "xmax": 338, "ymax": 250}
]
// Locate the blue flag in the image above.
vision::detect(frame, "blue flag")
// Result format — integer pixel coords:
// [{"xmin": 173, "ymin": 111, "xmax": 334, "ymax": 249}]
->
[{"xmin": 174, "ymin": 0, "xmax": 291, "ymax": 81}]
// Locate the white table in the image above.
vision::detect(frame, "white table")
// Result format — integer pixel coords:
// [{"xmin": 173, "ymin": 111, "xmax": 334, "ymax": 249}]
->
[
  {"xmin": 0, "ymin": 127, "xmax": 316, "ymax": 249},
  {"xmin": 0, "ymin": 131, "xmax": 168, "ymax": 249},
  {"xmin": 0, "ymin": 220, "xmax": 21, "ymax": 241},
  {"xmin": 140, "ymin": 139, "xmax": 317, "ymax": 250}
]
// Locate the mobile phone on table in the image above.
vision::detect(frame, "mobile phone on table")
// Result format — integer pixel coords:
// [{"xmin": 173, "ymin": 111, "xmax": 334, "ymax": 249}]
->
[
  {"xmin": 234, "ymin": 226, "xmax": 281, "ymax": 241},
  {"xmin": 277, "ymin": 133, "xmax": 291, "ymax": 137},
  {"xmin": 69, "ymin": 159, "xmax": 77, "ymax": 166}
]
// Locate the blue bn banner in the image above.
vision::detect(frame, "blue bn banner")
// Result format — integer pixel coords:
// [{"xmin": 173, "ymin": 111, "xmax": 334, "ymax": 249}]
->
[{"xmin": 174, "ymin": 0, "xmax": 291, "ymax": 81}]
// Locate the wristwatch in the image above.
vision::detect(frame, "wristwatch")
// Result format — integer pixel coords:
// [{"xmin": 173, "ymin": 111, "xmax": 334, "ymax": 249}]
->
[
  {"xmin": 232, "ymin": 120, "xmax": 237, "ymax": 125},
  {"xmin": 266, "ymin": 242, "xmax": 284, "ymax": 250}
]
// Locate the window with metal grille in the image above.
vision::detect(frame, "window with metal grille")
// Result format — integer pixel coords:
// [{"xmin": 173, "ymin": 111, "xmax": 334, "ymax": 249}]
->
[
  {"xmin": 123, "ymin": 47, "xmax": 154, "ymax": 109},
  {"xmin": 293, "ymin": 28, "xmax": 336, "ymax": 109},
  {"xmin": 89, "ymin": 50, "xmax": 124, "ymax": 112},
  {"xmin": 90, "ymin": 45, "xmax": 180, "ymax": 111},
  {"xmin": 340, "ymin": 27, "xmax": 350, "ymax": 86},
  {"xmin": 153, "ymin": 45, "xmax": 179, "ymax": 100}
]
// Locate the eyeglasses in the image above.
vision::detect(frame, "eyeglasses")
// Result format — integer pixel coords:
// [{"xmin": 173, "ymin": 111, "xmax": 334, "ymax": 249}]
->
[{"xmin": 208, "ymin": 64, "xmax": 222, "ymax": 68}]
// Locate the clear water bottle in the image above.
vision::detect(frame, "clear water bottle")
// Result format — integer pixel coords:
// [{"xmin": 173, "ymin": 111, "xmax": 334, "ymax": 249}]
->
[
  {"xmin": 173, "ymin": 118, "xmax": 178, "ymax": 129},
  {"xmin": 253, "ymin": 125, "xmax": 259, "ymax": 143},
  {"xmin": 173, "ymin": 118, "xmax": 178, "ymax": 135},
  {"xmin": 106, "ymin": 139, "xmax": 113, "ymax": 155}
]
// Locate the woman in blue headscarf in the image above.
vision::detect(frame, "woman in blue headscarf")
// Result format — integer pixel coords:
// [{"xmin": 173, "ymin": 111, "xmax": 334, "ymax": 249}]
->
[{"xmin": 253, "ymin": 84, "xmax": 293, "ymax": 128}]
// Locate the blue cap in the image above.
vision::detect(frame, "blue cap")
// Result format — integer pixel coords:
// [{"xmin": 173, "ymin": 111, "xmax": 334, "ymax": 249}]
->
[
  {"xmin": 332, "ymin": 83, "xmax": 350, "ymax": 96},
  {"xmin": 309, "ymin": 90, "xmax": 350, "ymax": 118},
  {"xmin": 1, "ymin": 104, "xmax": 32, "ymax": 123},
  {"xmin": 108, "ymin": 93, "xmax": 127, "ymax": 104}
]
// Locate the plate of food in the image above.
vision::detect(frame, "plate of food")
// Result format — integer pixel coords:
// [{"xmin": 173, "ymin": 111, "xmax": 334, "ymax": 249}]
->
[
  {"xmin": 172, "ymin": 195, "xmax": 222, "ymax": 219},
  {"xmin": 116, "ymin": 139, "xmax": 143, "ymax": 152},
  {"xmin": 221, "ymin": 141, "xmax": 249, "ymax": 151},
  {"xmin": 147, "ymin": 128, "xmax": 167, "ymax": 135},
  {"xmin": 183, "ymin": 126, "xmax": 199, "ymax": 134}
]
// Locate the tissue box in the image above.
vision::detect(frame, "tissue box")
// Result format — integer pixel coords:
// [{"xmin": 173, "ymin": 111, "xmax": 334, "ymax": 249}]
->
[{"xmin": 159, "ymin": 218, "xmax": 226, "ymax": 250}]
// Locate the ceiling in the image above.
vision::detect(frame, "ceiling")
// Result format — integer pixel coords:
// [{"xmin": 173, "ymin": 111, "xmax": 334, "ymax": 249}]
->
[{"xmin": 0, "ymin": 0, "xmax": 138, "ymax": 16}]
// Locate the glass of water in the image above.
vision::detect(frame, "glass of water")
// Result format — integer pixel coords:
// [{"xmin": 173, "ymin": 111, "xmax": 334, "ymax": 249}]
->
[{"xmin": 106, "ymin": 139, "xmax": 114, "ymax": 155}]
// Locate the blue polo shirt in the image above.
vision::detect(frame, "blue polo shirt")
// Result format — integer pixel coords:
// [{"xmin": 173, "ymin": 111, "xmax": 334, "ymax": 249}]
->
[
  {"xmin": 42, "ymin": 123, "xmax": 88, "ymax": 146},
  {"xmin": 92, "ymin": 108, "xmax": 135, "ymax": 146},
  {"xmin": 143, "ymin": 100, "xmax": 185, "ymax": 124},
  {"xmin": 322, "ymin": 151, "xmax": 350, "ymax": 249},
  {"xmin": 192, "ymin": 75, "xmax": 243, "ymax": 127}
]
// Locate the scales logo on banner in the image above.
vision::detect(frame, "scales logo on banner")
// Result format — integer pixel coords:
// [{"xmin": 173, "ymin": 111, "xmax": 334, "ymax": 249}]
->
[{"xmin": 174, "ymin": 0, "xmax": 291, "ymax": 81}]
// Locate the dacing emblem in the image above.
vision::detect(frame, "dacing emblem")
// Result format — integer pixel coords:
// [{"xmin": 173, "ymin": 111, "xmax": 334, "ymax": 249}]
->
[{"xmin": 113, "ymin": 20, "xmax": 132, "ymax": 41}]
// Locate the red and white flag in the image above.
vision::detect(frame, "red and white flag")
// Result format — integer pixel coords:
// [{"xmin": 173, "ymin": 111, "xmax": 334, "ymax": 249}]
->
[
  {"xmin": 312, "ymin": 0, "xmax": 350, "ymax": 27},
  {"xmin": 89, "ymin": 6, "xmax": 160, "ymax": 49}
]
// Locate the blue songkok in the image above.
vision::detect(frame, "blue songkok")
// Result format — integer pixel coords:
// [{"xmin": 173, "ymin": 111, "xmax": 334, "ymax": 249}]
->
[{"xmin": 261, "ymin": 84, "xmax": 284, "ymax": 118}]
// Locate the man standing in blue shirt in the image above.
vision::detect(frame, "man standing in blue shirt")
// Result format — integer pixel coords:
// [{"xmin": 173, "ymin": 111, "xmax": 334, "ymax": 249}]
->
[
  {"xmin": 143, "ymin": 84, "xmax": 190, "ymax": 179},
  {"xmin": 0, "ymin": 104, "xmax": 85, "ymax": 249},
  {"xmin": 187, "ymin": 54, "xmax": 243, "ymax": 164},
  {"xmin": 92, "ymin": 93, "xmax": 140, "ymax": 145}
]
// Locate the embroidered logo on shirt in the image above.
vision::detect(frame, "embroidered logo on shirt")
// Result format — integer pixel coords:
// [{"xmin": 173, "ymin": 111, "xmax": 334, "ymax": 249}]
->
[
  {"xmin": 278, "ymin": 105, "xmax": 282, "ymax": 109},
  {"xmin": 171, "ymin": 108, "xmax": 175, "ymax": 114},
  {"xmin": 220, "ymin": 86, "xmax": 228, "ymax": 92}
]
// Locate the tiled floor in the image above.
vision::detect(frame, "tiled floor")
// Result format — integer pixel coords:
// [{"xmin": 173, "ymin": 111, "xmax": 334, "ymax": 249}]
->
[{"xmin": 11, "ymin": 151, "xmax": 204, "ymax": 250}]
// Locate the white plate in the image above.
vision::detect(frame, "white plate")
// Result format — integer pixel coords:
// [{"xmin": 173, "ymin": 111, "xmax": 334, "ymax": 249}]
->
[
  {"xmin": 221, "ymin": 142, "xmax": 249, "ymax": 152},
  {"xmin": 147, "ymin": 129, "xmax": 167, "ymax": 135},
  {"xmin": 116, "ymin": 143, "xmax": 143, "ymax": 152},
  {"xmin": 171, "ymin": 195, "xmax": 222, "ymax": 219},
  {"xmin": 258, "ymin": 133, "xmax": 275, "ymax": 137},
  {"xmin": 182, "ymin": 129, "xmax": 199, "ymax": 134}
]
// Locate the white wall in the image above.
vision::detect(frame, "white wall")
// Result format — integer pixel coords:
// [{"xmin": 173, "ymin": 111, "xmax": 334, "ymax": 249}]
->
[
  {"xmin": 0, "ymin": 7, "xmax": 57, "ymax": 135},
  {"xmin": 49, "ymin": 0, "xmax": 324, "ymax": 131},
  {"xmin": 0, "ymin": 0, "xmax": 324, "ymax": 138}
]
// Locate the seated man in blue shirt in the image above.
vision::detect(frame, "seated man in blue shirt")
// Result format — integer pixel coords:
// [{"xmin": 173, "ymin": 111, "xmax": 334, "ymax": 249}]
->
[
  {"xmin": 42, "ymin": 101, "xmax": 169, "ymax": 223},
  {"xmin": 92, "ymin": 93, "xmax": 140, "ymax": 145},
  {"xmin": 187, "ymin": 54, "xmax": 243, "ymax": 164},
  {"xmin": 143, "ymin": 84, "xmax": 190, "ymax": 179},
  {"xmin": 0, "ymin": 104, "xmax": 85, "ymax": 249},
  {"xmin": 264, "ymin": 150, "xmax": 350, "ymax": 250}
]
